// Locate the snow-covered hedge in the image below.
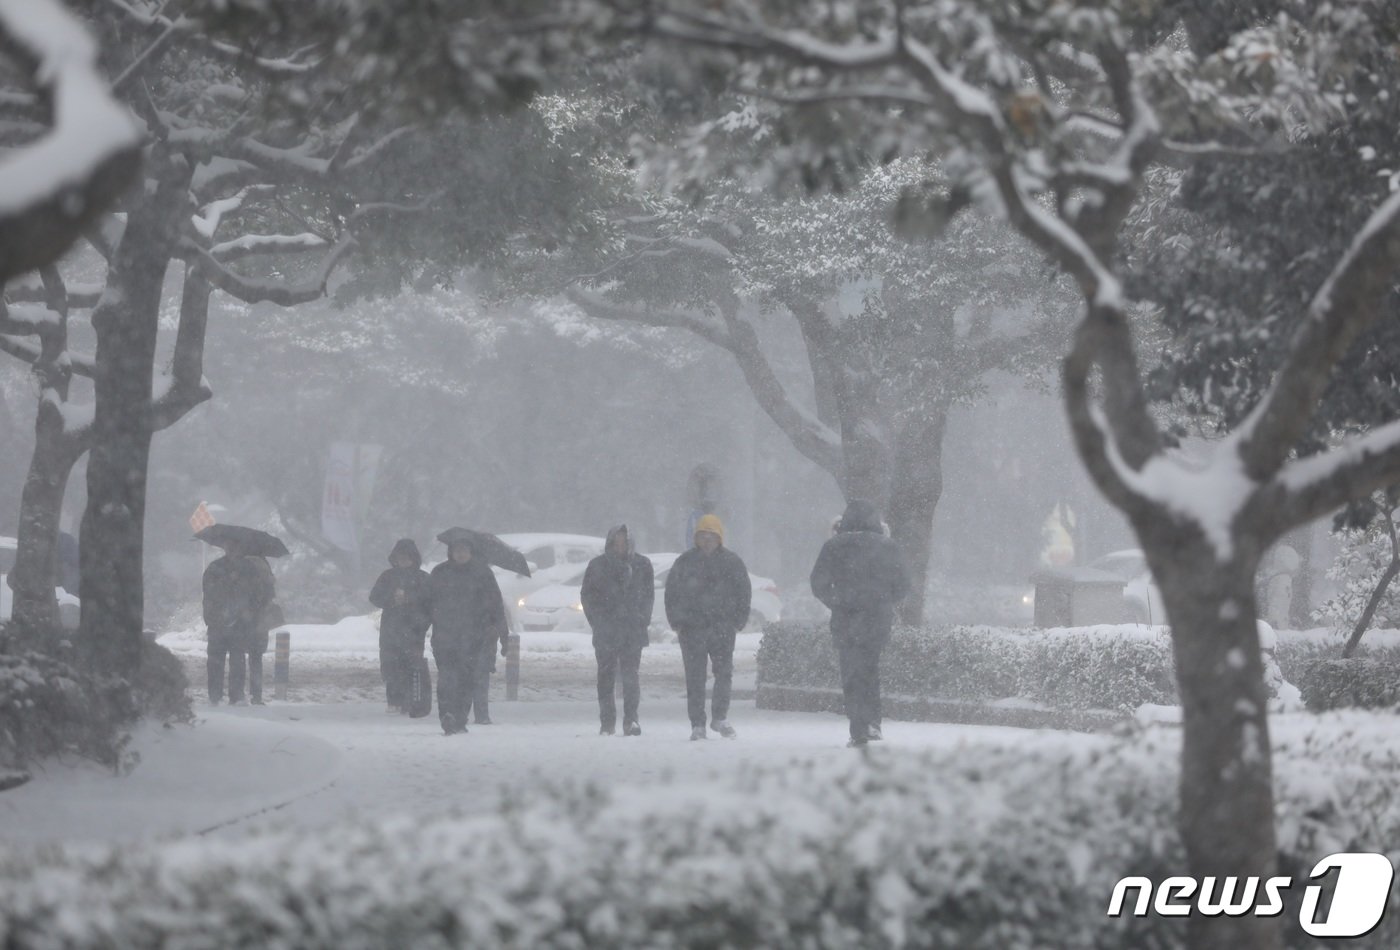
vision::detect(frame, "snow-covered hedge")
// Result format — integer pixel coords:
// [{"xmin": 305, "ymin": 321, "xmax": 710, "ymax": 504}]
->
[
  {"xmin": 0, "ymin": 638, "xmax": 190, "ymax": 786},
  {"xmin": 759, "ymin": 621, "xmax": 1178, "ymax": 712},
  {"xmin": 1296, "ymin": 659, "xmax": 1400, "ymax": 712},
  {"xmin": 1273, "ymin": 630, "xmax": 1400, "ymax": 712},
  {"xmin": 0, "ymin": 718, "xmax": 1396, "ymax": 949}
]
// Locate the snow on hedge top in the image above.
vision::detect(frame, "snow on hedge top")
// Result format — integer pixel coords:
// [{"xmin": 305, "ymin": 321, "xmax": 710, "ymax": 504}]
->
[{"xmin": 0, "ymin": 0, "xmax": 141, "ymax": 215}]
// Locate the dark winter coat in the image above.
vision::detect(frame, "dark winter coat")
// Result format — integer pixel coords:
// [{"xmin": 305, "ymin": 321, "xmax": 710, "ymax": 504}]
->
[
  {"xmin": 428, "ymin": 557, "xmax": 506, "ymax": 657},
  {"xmin": 580, "ymin": 525, "xmax": 655, "ymax": 648},
  {"xmin": 810, "ymin": 500, "xmax": 910, "ymax": 643},
  {"xmin": 370, "ymin": 539, "xmax": 431, "ymax": 647},
  {"xmin": 203, "ymin": 553, "xmax": 276, "ymax": 650},
  {"xmin": 664, "ymin": 544, "xmax": 751, "ymax": 634}
]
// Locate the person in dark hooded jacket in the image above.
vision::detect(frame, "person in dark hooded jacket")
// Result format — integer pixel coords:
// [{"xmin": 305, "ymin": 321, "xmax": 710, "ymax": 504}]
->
[
  {"xmin": 664, "ymin": 514, "xmax": 751, "ymax": 740},
  {"xmin": 369, "ymin": 539, "xmax": 431, "ymax": 712},
  {"xmin": 427, "ymin": 539, "xmax": 506, "ymax": 735},
  {"xmin": 810, "ymin": 499, "xmax": 910, "ymax": 746},
  {"xmin": 580, "ymin": 525, "xmax": 654, "ymax": 736}
]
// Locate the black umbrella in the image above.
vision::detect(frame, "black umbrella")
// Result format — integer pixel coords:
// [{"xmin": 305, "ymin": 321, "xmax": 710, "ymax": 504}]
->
[
  {"xmin": 195, "ymin": 524, "xmax": 290, "ymax": 558},
  {"xmin": 436, "ymin": 527, "xmax": 530, "ymax": 577}
]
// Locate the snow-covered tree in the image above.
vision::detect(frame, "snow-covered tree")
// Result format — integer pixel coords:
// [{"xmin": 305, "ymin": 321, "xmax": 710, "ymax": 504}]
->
[{"xmin": 596, "ymin": 3, "xmax": 1400, "ymax": 947}]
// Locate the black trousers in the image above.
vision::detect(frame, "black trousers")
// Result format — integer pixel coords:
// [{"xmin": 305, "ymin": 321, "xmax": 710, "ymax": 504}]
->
[
  {"xmin": 468, "ymin": 652, "xmax": 495, "ymax": 723},
  {"xmin": 434, "ymin": 637, "xmax": 491, "ymax": 730},
  {"xmin": 380, "ymin": 633, "xmax": 421, "ymax": 707},
  {"xmin": 834, "ymin": 634, "xmax": 885, "ymax": 741},
  {"xmin": 207, "ymin": 633, "xmax": 246, "ymax": 703},
  {"xmin": 678, "ymin": 626, "xmax": 736, "ymax": 728},
  {"xmin": 594, "ymin": 636, "xmax": 643, "ymax": 729}
]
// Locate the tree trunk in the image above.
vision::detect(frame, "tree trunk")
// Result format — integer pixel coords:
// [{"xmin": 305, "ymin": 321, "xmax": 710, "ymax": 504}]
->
[
  {"xmin": 1154, "ymin": 545, "xmax": 1280, "ymax": 950},
  {"xmin": 7, "ymin": 405, "xmax": 84, "ymax": 637},
  {"xmin": 888, "ymin": 406, "xmax": 949, "ymax": 625},
  {"xmin": 78, "ymin": 164, "xmax": 189, "ymax": 677},
  {"xmin": 1288, "ymin": 523, "xmax": 1314, "ymax": 629}
]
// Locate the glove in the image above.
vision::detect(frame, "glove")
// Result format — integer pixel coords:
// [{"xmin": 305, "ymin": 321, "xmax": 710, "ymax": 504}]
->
[{"xmin": 500, "ymin": 640, "xmax": 509, "ymax": 657}]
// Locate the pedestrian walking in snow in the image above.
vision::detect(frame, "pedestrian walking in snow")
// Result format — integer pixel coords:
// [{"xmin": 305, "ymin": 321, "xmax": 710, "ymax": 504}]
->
[
  {"xmin": 202, "ymin": 550, "xmax": 275, "ymax": 705},
  {"xmin": 246, "ymin": 555, "xmax": 282, "ymax": 705},
  {"xmin": 664, "ymin": 514, "xmax": 750, "ymax": 740},
  {"xmin": 809, "ymin": 499, "xmax": 910, "ymax": 747},
  {"xmin": 581, "ymin": 525, "xmax": 654, "ymax": 736},
  {"xmin": 369, "ymin": 539, "xmax": 431, "ymax": 713},
  {"xmin": 427, "ymin": 535, "xmax": 507, "ymax": 735}
]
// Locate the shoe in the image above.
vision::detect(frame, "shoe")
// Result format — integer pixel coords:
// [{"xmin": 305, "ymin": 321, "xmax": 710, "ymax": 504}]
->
[
  {"xmin": 600, "ymin": 724, "xmax": 615, "ymax": 736},
  {"xmin": 387, "ymin": 704, "xmax": 400, "ymax": 714},
  {"xmin": 690, "ymin": 725, "xmax": 707, "ymax": 741},
  {"xmin": 441, "ymin": 715, "xmax": 458, "ymax": 736},
  {"xmin": 711, "ymin": 719, "xmax": 737, "ymax": 739},
  {"xmin": 475, "ymin": 718, "xmax": 493, "ymax": 725},
  {"xmin": 251, "ymin": 698, "xmax": 266, "ymax": 706},
  {"xmin": 623, "ymin": 720, "xmax": 641, "ymax": 737},
  {"xmin": 867, "ymin": 724, "xmax": 882, "ymax": 741},
  {"xmin": 232, "ymin": 698, "xmax": 249, "ymax": 707},
  {"xmin": 847, "ymin": 737, "xmax": 869, "ymax": 748}
]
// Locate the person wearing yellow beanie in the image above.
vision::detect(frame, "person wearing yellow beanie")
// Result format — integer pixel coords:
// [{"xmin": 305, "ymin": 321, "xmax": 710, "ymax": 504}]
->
[{"xmin": 663, "ymin": 513, "xmax": 751, "ymax": 740}]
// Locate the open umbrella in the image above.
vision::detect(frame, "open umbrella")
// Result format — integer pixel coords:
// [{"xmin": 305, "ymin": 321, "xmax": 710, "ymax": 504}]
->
[
  {"xmin": 194, "ymin": 524, "xmax": 290, "ymax": 558},
  {"xmin": 436, "ymin": 527, "xmax": 531, "ymax": 577}
]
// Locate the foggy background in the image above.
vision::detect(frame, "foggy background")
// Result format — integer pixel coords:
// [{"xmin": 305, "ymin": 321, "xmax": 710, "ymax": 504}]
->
[{"xmin": 0, "ymin": 271, "xmax": 1144, "ymax": 629}]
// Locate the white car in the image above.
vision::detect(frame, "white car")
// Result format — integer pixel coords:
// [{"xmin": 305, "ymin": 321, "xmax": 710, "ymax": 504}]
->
[
  {"xmin": 1087, "ymin": 549, "xmax": 1165, "ymax": 625},
  {"xmin": 520, "ymin": 551, "xmax": 782, "ymax": 633}
]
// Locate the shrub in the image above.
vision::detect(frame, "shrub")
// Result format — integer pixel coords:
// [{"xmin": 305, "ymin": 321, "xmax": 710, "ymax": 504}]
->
[
  {"xmin": 0, "ymin": 648, "xmax": 137, "ymax": 778},
  {"xmin": 760, "ymin": 622, "xmax": 1179, "ymax": 712},
  {"xmin": 0, "ymin": 721, "xmax": 1395, "ymax": 949},
  {"xmin": 1297, "ymin": 658, "xmax": 1400, "ymax": 712}
]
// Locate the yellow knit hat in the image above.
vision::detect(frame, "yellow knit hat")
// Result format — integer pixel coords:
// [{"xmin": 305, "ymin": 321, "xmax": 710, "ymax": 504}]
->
[{"xmin": 694, "ymin": 514, "xmax": 725, "ymax": 544}]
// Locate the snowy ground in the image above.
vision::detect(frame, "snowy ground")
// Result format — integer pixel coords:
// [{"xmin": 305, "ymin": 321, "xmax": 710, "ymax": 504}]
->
[{"xmin": 0, "ymin": 617, "xmax": 1107, "ymax": 846}]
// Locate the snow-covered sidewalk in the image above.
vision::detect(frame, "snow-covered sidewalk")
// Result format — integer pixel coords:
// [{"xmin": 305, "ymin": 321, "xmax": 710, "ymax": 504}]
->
[{"xmin": 0, "ymin": 696, "xmax": 1104, "ymax": 846}]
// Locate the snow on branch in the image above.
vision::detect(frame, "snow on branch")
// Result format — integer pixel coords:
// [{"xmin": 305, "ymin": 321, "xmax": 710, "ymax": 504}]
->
[
  {"xmin": 187, "ymin": 232, "xmax": 356, "ymax": 307},
  {"xmin": 1238, "ymin": 189, "xmax": 1400, "ymax": 481},
  {"xmin": 209, "ymin": 232, "xmax": 328, "ymax": 262},
  {"xmin": 0, "ymin": 0, "xmax": 142, "ymax": 283},
  {"xmin": 99, "ymin": 0, "xmax": 321, "ymax": 78},
  {"xmin": 1270, "ymin": 420, "xmax": 1400, "ymax": 531}
]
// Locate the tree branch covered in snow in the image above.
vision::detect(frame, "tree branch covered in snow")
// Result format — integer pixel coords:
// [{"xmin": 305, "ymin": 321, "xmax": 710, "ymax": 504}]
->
[{"xmin": 0, "ymin": 0, "xmax": 142, "ymax": 282}]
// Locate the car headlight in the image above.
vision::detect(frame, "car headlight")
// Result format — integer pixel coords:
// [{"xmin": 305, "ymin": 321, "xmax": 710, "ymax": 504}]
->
[
  {"xmin": 1021, "ymin": 593, "xmax": 1033, "ymax": 606},
  {"xmin": 572, "ymin": 603, "xmax": 583, "ymax": 611},
  {"xmin": 517, "ymin": 597, "xmax": 526, "ymax": 608}
]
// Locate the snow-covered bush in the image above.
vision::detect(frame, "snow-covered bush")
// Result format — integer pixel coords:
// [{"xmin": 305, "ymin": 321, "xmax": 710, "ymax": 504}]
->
[
  {"xmin": 760, "ymin": 622, "xmax": 1178, "ymax": 712},
  {"xmin": 0, "ymin": 648, "xmax": 135, "ymax": 783},
  {"xmin": 1274, "ymin": 629, "xmax": 1400, "ymax": 712},
  {"xmin": 1297, "ymin": 659, "xmax": 1400, "ymax": 713},
  {"xmin": 0, "ymin": 719, "xmax": 1395, "ymax": 949}
]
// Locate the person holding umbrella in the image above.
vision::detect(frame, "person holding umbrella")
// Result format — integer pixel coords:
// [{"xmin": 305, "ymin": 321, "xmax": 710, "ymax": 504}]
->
[
  {"xmin": 428, "ymin": 528, "xmax": 514, "ymax": 735},
  {"xmin": 197, "ymin": 525, "xmax": 285, "ymax": 706}
]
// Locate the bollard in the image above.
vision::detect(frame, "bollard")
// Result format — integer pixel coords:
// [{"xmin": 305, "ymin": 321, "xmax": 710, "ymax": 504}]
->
[
  {"xmin": 273, "ymin": 630, "xmax": 290, "ymax": 700},
  {"xmin": 505, "ymin": 633, "xmax": 520, "ymax": 701}
]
